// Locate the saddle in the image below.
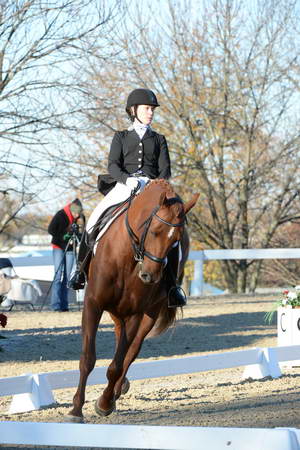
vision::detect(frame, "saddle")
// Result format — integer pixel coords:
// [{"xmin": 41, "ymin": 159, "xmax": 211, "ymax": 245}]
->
[
  {"xmin": 90, "ymin": 201, "xmax": 129, "ymax": 248},
  {"xmin": 77, "ymin": 200, "xmax": 129, "ymax": 277}
]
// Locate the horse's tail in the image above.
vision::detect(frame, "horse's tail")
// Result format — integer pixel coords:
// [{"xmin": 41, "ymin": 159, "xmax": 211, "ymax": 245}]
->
[
  {"xmin": 148, "ymin": 227, "xmax": 189, "ymax": 337},
  {"xmin": 148, "ymin": 300, "xmax": 182, "ymax": 337}
]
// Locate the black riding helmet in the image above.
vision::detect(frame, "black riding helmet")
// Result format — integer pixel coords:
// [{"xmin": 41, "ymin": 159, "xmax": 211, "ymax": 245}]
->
[{"xmin": 126, "ymin": 88, "xmax": 160, "ymax": 121}]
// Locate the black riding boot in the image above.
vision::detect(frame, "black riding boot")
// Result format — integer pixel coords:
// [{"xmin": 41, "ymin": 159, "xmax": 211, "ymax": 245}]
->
[
  {"xmin": 168, "ymin": 285, "xmax": 187, "ymax": 308},
  {"xmin": 165, "ymin": 245, "xmax": 187, "ymax": 308},
  {"xmin": 68, "ymin": 231, "xmax": 91, "ymax": 290}
]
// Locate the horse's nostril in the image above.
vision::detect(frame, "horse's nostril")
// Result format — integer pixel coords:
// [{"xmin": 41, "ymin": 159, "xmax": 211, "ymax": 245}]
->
[{"xmin": 139, "ymin": 271, "xmax": 152, "ymax": 284}]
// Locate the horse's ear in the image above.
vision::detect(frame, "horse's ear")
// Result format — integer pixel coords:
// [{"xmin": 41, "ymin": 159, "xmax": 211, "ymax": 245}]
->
[
  {"xmin": 159, "ymin": 192, "xmax": 166, "ymax": 206},
  {"xmin": 184, "ymin": 193, "xmax": 200, "ymax": 214}
]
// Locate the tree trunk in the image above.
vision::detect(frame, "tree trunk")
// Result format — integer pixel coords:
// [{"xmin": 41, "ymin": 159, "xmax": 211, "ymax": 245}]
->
[
  {"xmin": 249, "ymin": 261, "xmax": 263, "ymax": 293},
  {"xmin": 222, "ymin": 260, "xmax": 238, "ymax": 293},
  {"xmin": 237, "ymin": 260, "xmax": 248, "ymax": 293}
]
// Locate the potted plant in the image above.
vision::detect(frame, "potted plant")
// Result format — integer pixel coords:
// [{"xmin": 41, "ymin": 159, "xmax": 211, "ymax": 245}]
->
[{"xmin": 265, "ymin": 287, "xmax": 300, "ymax": 324}]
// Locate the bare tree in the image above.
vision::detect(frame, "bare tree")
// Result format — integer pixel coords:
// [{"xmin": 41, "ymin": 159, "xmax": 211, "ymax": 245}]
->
[
  {"xmin": 70, "ymin": 0, "xmax": 300, "ymax": 292},
  {"xmin": 261, "ymin": 222, "xmax": 300, "ymax": 288},
  {"xmin": 0, "ymin": 0, "xmax": 124, "ymax": 244}
]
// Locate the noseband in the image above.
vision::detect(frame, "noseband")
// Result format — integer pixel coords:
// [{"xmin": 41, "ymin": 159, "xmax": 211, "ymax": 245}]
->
[{"xmin": 125, "ymin": 198, "xmax": 186, "ymax": 264}]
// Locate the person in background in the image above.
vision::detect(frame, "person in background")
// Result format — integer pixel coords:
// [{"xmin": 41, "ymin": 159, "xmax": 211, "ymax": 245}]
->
[{"xmin": 48, "ymin": 198, "xmax": 85, "ymax": 312}]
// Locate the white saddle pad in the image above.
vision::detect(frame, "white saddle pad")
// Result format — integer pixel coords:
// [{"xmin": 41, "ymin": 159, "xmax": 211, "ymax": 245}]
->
[{"xmin": 93, "ymin": 205, "xmax": 128, "ymax": 253}]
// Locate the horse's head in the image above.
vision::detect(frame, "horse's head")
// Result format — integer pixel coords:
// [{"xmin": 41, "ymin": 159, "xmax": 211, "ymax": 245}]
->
[{"xmin": 126, "ymin": 180, "xmax": 199, "ymax": 285}]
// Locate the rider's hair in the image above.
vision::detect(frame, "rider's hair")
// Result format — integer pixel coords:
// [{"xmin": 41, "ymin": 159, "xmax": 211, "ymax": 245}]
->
[{"xmin": 126, "ymin": 105, "xmax": 138, "ymax": 122}]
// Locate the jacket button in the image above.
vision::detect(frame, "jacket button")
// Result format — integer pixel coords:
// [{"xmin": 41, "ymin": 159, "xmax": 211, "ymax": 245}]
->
[
  {"xmin": 139, "ymin": 143, "xmax": 142, "ymax": 146},
  {"xmin": 138, "ymin": 164, "xmax": 142, "ymax": 168},
  {"xmin": 138, "ymin": 158, "xmax": 142, "ymax": 161}
]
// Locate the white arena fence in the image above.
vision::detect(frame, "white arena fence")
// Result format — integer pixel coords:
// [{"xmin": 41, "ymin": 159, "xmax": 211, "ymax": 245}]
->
[
  {"xmin": 2, "ymin": 345, "xmax": 300, "ymax": 413},
  {"xmin": 1, "ymin": 345, "xmax": 300, "ymax": 448},
  {"xmin": 6, "ymin": 248, "xmax": 300, "ymax": 294},
  {"xmin": 0, "ymin": 421, "xmax": 299, "ymax": 450},
  {"xmin": 189, "ymin": 248, "xmax": 300, "ymax": 296}
]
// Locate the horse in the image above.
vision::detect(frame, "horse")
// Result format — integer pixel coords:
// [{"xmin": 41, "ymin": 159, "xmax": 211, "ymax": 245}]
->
[{"xmin": 68, "ymin": 179, "xmax": 199, "ymax": 422}]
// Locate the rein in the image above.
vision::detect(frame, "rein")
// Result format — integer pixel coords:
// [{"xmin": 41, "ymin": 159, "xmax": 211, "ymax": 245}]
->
[{"xmin": 125, "ymin": 196, "xmax": 185, "ymax": 265}]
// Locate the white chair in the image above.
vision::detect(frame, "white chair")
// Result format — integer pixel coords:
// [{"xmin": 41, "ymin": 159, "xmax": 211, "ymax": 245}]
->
[
  {"xmin": 4, "ymin": 278, "xmax": 42, "ymax": 310},
  {"xmin": 0, "ymin": 258, "xmax": 42, "ymax": 311}
]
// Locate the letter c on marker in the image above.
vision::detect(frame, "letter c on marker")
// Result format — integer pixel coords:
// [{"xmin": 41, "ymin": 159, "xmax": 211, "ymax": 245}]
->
[{"xmin": 280, "ymin": 312, "xmax": 286, "ymax": 332}]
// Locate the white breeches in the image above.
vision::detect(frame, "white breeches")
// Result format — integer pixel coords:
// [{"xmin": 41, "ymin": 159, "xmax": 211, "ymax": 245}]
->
[{"xmin": 86, "ymin": 176, "xmax": 150, "ymax": 233}]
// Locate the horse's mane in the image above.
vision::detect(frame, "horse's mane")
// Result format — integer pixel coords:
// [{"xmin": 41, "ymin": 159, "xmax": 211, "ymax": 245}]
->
[
  {"xmin": 141, "ymin": 179, "xmax": 184, "ymax": 218},
  {"xmin": 143, "ymin": 179, "xmax": 175, "ymax": 197}
]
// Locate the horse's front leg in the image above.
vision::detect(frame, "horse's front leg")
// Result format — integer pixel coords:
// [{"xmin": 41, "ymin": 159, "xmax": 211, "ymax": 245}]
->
[
  {"xmin": 114, "ymin": 312, "xmax": 157, "ymax": 400},
  {"xmin": 95, "ymin": 313, "xmax": 142, "ymax": 416},
  {"xmin": 68, "ymin": 299, "xmax": 102, "ymax": 422}
]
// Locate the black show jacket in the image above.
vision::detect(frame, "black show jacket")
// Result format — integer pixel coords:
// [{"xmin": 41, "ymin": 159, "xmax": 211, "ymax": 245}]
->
[
  {"xmin": 48, "ymin": 209, "xmax": 73, "ymax": 251},
  {"xmin": 108, "ymin": 128, "xmax": 171, "ymax": 184}
]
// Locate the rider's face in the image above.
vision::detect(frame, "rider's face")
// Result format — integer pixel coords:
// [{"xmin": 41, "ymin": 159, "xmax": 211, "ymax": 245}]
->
[{"xmin": 135, "ymin": 104, "xmax": 156, "ymax": 125}]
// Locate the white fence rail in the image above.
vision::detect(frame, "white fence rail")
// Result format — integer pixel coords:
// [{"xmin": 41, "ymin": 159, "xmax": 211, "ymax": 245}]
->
[
  {"xmin": 3, "ymin": 248, "xmax": 300, "ymax": 293},
  {"xmin": 1, "ymin": 345, "xmax": 300, "ymax": 414},
  {"xmin": 1, "ymin": 421, "xmax": 299, "ymax": 449},
  {"xmin": 189, "ymin": 248, "xmax": 300, "ymax": 296},
  {"xmin": 1, "ymin": 345, "xmax": 300, "ymax": 449}
]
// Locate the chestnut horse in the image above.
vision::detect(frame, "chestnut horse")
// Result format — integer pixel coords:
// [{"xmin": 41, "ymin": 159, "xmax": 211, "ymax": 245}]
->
[{"xmin": 68, "ymin": 179, "xmax": 199, "ymax": 422}]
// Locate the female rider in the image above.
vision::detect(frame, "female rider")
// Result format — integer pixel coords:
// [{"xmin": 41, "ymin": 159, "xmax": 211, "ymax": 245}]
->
[{"xmin": 69, "ymin": 88, "xmax": 186, "ymax": 307}]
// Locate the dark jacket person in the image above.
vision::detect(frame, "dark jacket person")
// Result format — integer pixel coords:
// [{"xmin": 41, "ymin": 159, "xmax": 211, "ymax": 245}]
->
[{"xmin": 48, "ymin": 198, "xmax": 84, "ymax": 311}]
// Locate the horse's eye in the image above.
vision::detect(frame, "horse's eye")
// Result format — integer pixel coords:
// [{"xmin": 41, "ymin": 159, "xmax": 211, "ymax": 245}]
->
[{"xmin": 150, "ymin": 231, "xmax": 158, "ymax": 237}]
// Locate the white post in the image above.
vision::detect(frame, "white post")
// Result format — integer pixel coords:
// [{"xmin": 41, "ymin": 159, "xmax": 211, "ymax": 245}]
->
[
  {"xmin": 190, "ymin": 252, "xmax": 204, "ymax": 296},
  {"xmin": 9, "ymin": 373, "xmax": 55, "ymax": 414},
  {"xmin": 242, "ymin": 347, "xmax": 282, "ymax": 380}
]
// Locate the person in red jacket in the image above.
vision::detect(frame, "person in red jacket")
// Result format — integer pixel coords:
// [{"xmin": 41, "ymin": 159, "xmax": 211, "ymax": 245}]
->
[{"xmin": 48, "ymin": 198, "xmax": 84, "ymax": 311}]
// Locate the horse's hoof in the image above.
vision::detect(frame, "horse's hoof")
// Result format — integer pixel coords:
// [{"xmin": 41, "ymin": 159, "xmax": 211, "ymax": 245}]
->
[
  {"xmin": 65, "ymin": 414, "xmax": 84, "ymax": 423},
  {"xmin": 94, "ymin": 398, "xmax": 116, "ymax": 417},
  {"xmin": 120, "ymin": 378, "xmax": 130, "ymax": 396}
]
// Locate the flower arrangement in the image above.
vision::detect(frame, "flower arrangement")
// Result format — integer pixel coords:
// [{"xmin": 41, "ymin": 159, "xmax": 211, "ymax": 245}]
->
[{"xmin": 265, "ymin": 287, "xmax": 300, "ymax": 323}]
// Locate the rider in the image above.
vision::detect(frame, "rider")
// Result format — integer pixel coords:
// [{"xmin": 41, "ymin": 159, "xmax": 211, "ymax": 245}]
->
[{"xmin": 69, "ymin": 88, "xmax": 186, "ymax": 307}]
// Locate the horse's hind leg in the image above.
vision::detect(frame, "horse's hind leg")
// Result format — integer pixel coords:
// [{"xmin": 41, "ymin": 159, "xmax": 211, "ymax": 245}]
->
[{"xmin": 68, "ymin": 300, "xmax": 102, "ymax": 422}]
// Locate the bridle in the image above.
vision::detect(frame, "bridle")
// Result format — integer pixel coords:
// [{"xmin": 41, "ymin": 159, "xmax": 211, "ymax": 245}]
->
[{"xmin": 125, "ymin": 198, "xmax": 186, "ymax": 265}]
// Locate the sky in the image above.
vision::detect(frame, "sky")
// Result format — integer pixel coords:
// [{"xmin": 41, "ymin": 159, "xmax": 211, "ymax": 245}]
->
[{"xmin": 2, "ymin": 0, "xmax": 300, "ymax": 217}]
